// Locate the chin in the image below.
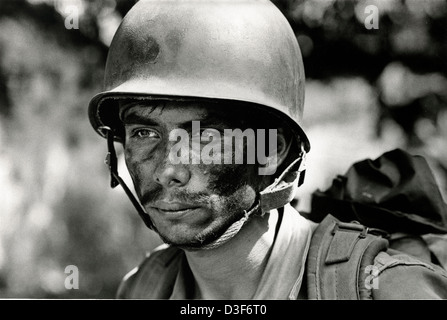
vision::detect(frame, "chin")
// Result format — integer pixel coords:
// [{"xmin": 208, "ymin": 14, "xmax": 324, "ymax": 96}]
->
[
  {"xmin": 156, "ymin": 216, "xmax": 239, "ymax": 250},
  {"xmin": 157, "ymin": 228, "xmax": 219, "ymax": 249}
]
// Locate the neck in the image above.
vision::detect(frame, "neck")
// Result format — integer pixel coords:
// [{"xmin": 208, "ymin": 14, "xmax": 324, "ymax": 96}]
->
[{"xmin": 184, "ymin": 210, "xmax": 279, "ymax": 299}]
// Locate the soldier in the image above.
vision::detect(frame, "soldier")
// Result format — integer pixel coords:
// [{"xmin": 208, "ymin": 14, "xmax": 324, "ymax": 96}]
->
[{"xmin": 88, "ymin": 0, "xmax": 447, "ymax": 299}]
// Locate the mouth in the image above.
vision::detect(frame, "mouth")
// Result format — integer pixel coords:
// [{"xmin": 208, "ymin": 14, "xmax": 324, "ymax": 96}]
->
[{"xmin": 149, "ymin": 202, "xmax": 201, "ymax": 219}]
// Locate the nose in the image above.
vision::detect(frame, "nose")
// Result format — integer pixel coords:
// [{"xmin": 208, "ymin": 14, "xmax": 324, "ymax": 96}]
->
[{"xmin": 154, "ymin": 160, "xmax": 191, "ymax": 188}]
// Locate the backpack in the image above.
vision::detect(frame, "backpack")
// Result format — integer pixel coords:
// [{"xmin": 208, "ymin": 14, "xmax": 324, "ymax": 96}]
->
[{"xmin": 303, "ymin": 149, "xmax": 447, "ymax": 299}]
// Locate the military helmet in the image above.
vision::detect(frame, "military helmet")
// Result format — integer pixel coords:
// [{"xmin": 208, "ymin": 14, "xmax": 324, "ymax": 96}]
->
[{"xmin": 88, "ymin": 0, "xmax": 310, "ymax": 151}]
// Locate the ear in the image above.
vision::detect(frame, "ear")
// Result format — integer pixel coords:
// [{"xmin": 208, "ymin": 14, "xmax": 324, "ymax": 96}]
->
[{"xmin": 258, "ymin": 128, "xmax": 291, "ymax": 176}]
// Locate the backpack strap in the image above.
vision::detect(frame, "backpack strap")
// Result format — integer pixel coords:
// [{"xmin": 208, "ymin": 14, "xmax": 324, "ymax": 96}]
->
[{"xmin": 306, "ymin": 214, "xmax": 389, "ymax": 299}]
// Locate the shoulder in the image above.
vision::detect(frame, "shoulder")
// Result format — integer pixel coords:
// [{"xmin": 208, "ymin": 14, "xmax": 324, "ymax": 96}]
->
[
  {"xmin": 116, "ymin": 244, "xmax": 184, "ymax": 299},
  {"xmin": 371, "ymin": 250, "xmax": 447, "ymax": 299}
]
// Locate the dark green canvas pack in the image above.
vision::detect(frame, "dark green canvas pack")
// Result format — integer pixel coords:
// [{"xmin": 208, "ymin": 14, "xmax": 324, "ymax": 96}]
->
[{"xmin": 304, "ymin": 149, "xmax": 447, "ymax": 299}]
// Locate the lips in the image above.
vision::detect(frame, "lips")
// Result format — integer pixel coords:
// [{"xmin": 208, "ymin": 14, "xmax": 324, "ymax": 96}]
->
[
  {"xmin": 152, "ymin": 201, "xmax": 199, "ymax": 211},
  {"xmin": 149, "ymin": 201, "xmax": 201, "ymax": 219}
]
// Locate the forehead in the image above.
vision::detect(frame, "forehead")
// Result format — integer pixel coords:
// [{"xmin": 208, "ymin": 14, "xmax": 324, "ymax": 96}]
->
[
  {"xmin": 119, "ymin": 99, "xmax": 247, "ymax": 127},
  {"xmin": 120, "ymin": 100, "xmax": 208, "ymax": 122}
]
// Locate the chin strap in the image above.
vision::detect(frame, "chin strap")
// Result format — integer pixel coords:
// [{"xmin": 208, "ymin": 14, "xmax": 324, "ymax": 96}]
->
[
  {"xmin": 100, "ymin": 126, "xmax": 155, "ymax": 230},
  {"xmin": 259, "ymin": 146, "xmax": 307, "ymax": 213}
]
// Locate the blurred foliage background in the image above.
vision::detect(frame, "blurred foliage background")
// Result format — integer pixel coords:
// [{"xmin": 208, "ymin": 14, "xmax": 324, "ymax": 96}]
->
[{"xmin": 0, "ymin": 0, "xmax": 446, "ymax": 298}]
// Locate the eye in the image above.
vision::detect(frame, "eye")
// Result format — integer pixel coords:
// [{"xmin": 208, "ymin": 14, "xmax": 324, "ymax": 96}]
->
[
  {"xmin": 201, "ymin": 128, "xmax": 221, "ymax": 140},
  {"xmin": 131, "ymin": 128, "xmax": 159, "ymax": 139}
]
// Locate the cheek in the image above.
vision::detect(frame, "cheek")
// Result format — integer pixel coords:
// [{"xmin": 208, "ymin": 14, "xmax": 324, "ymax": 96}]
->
[
  {"xmin": 124, "ymin": 147, "xmax": 140, "ymax": 175},
  {"xmin": 124, "ymin": 147, "xmax": 157, "ymax": 194},
  {"xmin": 196, "ymin": 137, "xmax": 256, "ymax": 195},
  {"xmin": 203, "ymin": 162, "xmax": 259, "ymax": 198},
  {"xmin": 215, "ymin": 184, "xmax": 257, "ymax": 216}
]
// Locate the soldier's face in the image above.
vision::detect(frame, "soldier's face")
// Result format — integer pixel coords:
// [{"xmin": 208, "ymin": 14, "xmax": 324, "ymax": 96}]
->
[{"xmin": 121, "ymin": 101, "xmax": 263, "ymax": 249}]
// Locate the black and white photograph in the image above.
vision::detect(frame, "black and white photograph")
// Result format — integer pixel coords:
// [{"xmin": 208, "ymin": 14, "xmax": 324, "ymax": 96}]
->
[{"xmin": 0, "ymin": 0, "xmax": 446, "ymax": 305}]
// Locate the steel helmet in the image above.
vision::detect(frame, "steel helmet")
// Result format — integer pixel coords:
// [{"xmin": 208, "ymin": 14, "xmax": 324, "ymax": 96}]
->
[{"xmin": 88, "ymin": 0, "xmax": 310, "ymax": 151}]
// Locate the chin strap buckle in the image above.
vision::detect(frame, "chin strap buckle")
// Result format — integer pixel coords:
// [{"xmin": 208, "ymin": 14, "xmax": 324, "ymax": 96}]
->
[
  {"xmin": 259, "ymin": 146, "xmax": 307, "ymax": 213},
  {"xmin": 100, "ymin": 126, "xmax": 120, "ymax": 188}
]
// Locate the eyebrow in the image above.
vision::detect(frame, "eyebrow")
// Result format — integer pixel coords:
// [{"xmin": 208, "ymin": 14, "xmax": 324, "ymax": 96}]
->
[
  {"xmin": 122, "ymin": 112, "xmax": 160, "ymax": 126},
  {"xmin": 196, "ymin": 115, "xmax": 231, "ymax": 128},
  {"xmin": 122, "ymin": 110, "xmax": 234, "ymax": 129}
]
